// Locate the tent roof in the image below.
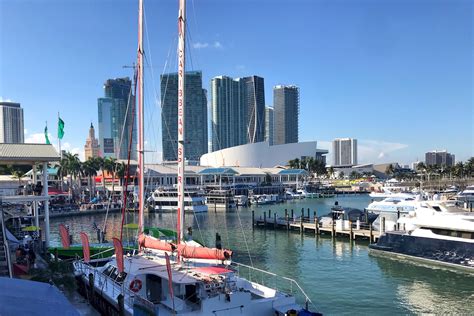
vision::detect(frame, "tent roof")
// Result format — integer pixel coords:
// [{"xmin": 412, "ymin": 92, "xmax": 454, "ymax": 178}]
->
[{"xmin": 0, "ymin": 143, "xmax": 59, "ymax": 165}]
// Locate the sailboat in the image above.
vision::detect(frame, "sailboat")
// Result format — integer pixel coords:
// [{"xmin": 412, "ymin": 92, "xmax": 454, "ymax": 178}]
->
[{"xmin": 73, "ymin": 1, "xmax": 319, "ymax": 315}]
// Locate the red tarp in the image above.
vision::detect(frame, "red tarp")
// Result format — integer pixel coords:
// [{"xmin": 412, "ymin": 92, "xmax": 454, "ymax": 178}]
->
[
  {"xmin": 58, "ymin": 224, "xmax": 70, "ymax": 249},
  {"xmin": 193, "ymin": 266, "xmax": 233, "ymax": 275},
  {"xmin": 79, "ymin": 232, "xmax": 90, "ymax": 263},
  {"xmin": 138, "ymin": 234, "xmax": 174, "ymax": 252}
]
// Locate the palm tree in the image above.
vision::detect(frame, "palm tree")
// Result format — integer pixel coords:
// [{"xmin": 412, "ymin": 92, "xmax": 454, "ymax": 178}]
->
[
  {"xmin": 11, "ymin": 168, "xmax": 26, "ymax": 193},
  {"xmin": 288, "ymin": 158, "xmax": 300, "ymax": 169},
  {"xmin": 454, "ymin": 162, "xmax": 464, "ymax": 179},
  {"xmin": 385, "ymin": 164, "xmax": 395, "ymax": 178},
  {"xmin": 338, "ymin": 171, "xmax": 345, "ymax": 180},
  {"xmin": 465, "ymin": 157, "xmax": 474, "ymax": 178},
  {"xmin": 82, "ymin": 158, "xmax": 98, "ymax": 199},
  {"xmin": 328, "ymin": 166, "xmax": 335, "ymax": 179},
  {"xmin": 115, "ymin": 162, "xmax": 126, "ymax": 186}
]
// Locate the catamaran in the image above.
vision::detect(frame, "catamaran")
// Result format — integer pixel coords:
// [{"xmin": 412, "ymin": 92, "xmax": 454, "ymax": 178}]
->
[{"xmin": 73, "ymin": 1, "xmax": 319, "ymax": 315}]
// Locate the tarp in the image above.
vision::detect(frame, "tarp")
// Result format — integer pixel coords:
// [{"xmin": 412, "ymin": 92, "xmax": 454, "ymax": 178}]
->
[
  {"xmin": 79, "ymin": 232, "xmax": 90, "ymax": 263},
  {"xmin": 59, "ymin": 224, "xmax": 70, "ymax": 249},
  {"xmin": 0, "ymin": 277, "xmax": 79, "ymax": 316}
]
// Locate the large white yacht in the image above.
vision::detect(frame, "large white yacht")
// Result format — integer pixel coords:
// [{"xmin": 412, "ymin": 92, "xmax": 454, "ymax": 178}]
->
[
  {"xmin": 457, "ymin": 185, "xmax": 474, "ymax": 202},
  {"xmin": 148, "ymin": 189, "xmax": 208, "ymax": 213},
  {"xmin": 369, "ymin": 201, "xmax": 474, "ymax": 271}
]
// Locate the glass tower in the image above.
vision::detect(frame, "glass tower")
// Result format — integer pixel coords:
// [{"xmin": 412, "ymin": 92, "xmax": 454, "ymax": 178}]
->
[{"xmin": 161, "ymin": 71, "xmax": 208, "ymax": 162}]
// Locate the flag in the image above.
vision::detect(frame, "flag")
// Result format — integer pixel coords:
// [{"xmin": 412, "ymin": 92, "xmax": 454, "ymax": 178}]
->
[
  {"xmin": 44, "ymin": 125, "xmax": 51, "ymax": 145},
  {"xmin": 113, "ymin": 238, "xmax": 124, "ymax": 273},
  {"xmin": 79, "ymin": 232, "xmax": 90, "ymax": 263},
  {"xmin": 58, "ymin": 117, "xmax": 65, "ymax": 140},
  {"xmin": 165, "ymin": 252, "xmax": 174, "ymax": 304},
  {"xmin": 58, "ymin": 224, "xmax": 70, "ymax": 249}
]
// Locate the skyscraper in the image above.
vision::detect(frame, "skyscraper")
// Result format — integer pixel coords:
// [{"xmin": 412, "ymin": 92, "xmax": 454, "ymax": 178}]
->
[
  {"xmin": 84, "ymin": 123, "xmax": 100, "ymax": 160},
  {"xmin": 273, "ymin": 85, "xmax": 299, "ymax": 145},
  {"xmin": 425, "ymin": 150, "xmax": 455, "ymax": 167},
  {"xmin": 97, "ymin": 77, "xmax": 137, "ymax": 160},
  {"xmin": 161, "ymin": 71, "xmax": 208, "ymax": 162},
  {"xmin": 241, "ymin": 76, "xmax": 265, "ymax": 144},
  {"xmin": 332, "ymin": 138, "xmax": 357, "ymax": 166},
  {"xmin": 211, "ymin": 76, "xmax": 246, "ymax": 151},
  {"xmin": 0, "ymin": 102, "xmax": 24, "ymax": 143},
  {"xmin": 264, "ymin": 107, "xmax": 274, "ymax": 145}
]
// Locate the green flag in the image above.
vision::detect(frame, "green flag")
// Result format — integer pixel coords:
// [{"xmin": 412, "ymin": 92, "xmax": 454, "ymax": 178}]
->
[
  {"xmin": 58, "ymin": 117, "xmax": 65, "ymax": 140},
  {"xmin": 44, "ymin": 125, "xmax": 51, "ymax": 144}
]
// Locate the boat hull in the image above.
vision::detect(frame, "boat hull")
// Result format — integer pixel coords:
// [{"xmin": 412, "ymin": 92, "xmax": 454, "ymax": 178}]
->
[{"xmin": 369, "ymin": 232, "xmax": 474, "ymax": 272}]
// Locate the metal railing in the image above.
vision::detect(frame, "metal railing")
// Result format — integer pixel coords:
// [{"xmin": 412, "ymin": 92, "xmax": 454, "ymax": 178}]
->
[{"xmin": 230, "ymin": 261, "xmax": 313, "ymax": 308}]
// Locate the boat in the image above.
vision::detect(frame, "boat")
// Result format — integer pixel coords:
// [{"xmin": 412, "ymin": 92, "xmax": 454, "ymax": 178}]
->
[
  {"xmin": 148, "ymin": 189, "xmax": 208, "ymax": 213},
  {"xmin": 456, "ymin": 185, "xmax": 474, "ymax": 202},
  {"xmin": 72, "ymin": 2, "xmax": 319, "ymax": 314},
  {"xmin": 369, "ymin": 201, "xmax": 474, "ymax": 272},
  {"xmin": 369, "ymin": 188, "xmax": 415, "ymax": 200},
  {"xmin": 206, "ymin": 189, "xmax": 236, "ymax": 209},
  {"xmin": 296, "ymin": 188, "xmax": 318, "ymax": 199},
  {"xmin": 234, "ymin": 195, "xmax": 248, "ymax": 206}
]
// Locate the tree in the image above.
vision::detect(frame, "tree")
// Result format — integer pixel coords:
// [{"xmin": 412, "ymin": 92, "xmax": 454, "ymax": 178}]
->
[
  {"xmin": 11, "ymin": 168, "xmax": 26, "ymax": 191},
  {"xmin": 288, "ymin": 158, "xmax": 300, "ymax": 169},
  {"xmin": 327, "ymin": 166, "xmax": 335, "ymax": 179},
  {"xmin": 454, "ymin": 162, "xmax": 464, "ymax": 179},
  {"xmin": 338, "ymin": 171, "xmax": 345, "ymax": 180},
  {"xmin": 385, "ymin": 164, "xmax": 395, "ymax": 177},
  {"xmin": 82, "ymin": 158, "xmax": 98, "ymax": 198},
  {"xmin": 349, "ymin": 171, "xmax": 360, "ymax": 180}
]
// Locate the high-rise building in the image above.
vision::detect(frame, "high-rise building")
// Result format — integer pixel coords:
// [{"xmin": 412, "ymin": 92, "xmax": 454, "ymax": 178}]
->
[
  {"xmin": 332, "ymin": 138, "xmax": 357, "ymax": 166},
  {"xmin": 84, "ymin": 123, "xmax": 100, "ymax": 160},
  {"xmin": 97, "ymin": 77, "xmax": 137, "ymax": 160},
  {"xmin": 161, "ymin": 71, "xmax": 208, "ymax": 162},
  {"xmin": 211, "ymin": 76, "xmax": 246, "ymax": 151},
  {"xmin": 0, "ymin": 102, "xmax": 24, "ymax": 143},
  {"xmin": 264, "ymin": 107, "xmax": 274, "ymax": 145},
  {"xmin": 273, "ymin": 85, "xmax": 299, "ymax": 145},
  {"xmin": 241, "ymin": 76, "xmax": 265, "ymax": 144},
  {"xmin": 425, "ymin": 150, "xmax": 455, "ymax": 167}
]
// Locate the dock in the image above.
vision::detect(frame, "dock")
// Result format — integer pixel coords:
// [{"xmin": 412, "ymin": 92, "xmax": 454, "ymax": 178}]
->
[{"xmin": 252, "ymin": 208, "xmax": 382, "ymax": 242}]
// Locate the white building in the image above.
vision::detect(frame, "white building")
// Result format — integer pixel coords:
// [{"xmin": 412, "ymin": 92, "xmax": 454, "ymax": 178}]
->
[
  {"xmin": 200, "ymin": 141, "xmax": 327, "ymax": 168},
  {"xmin": 332, "ymin": 138, "xmax": 357, "ymax": 166},
  {"xmin": 0, "ymin": 102, "xmax": 24, "ymax": 143}
]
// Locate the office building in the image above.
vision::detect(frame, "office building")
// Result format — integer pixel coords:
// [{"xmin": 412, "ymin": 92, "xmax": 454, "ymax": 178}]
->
[
  {"xmin": 161, "ymin": 71, "xmax": 208, "ymax": 162},
  {"xmin": 84, "ymin": 123, "xmax": 100, "ymax": 160},
  {"xmin": 273, "ymin": 85, "xmax": 299, "ymax": 145},
  {"xmin": 211, "ymin": 76, "xmax": 246, "ymax": 151},
  {"xmin": 0, "ymin": 102, "xmax": 24, "ymax": 143},
  {"xmin": 241, "ymin": 76, "xmax": 265, "ymax": 144},
  {"xmin": 425, "ymin": 150, "xmax": 455, "ymax": 167},
  {"xmin": 264, "ymin": 107, "xmax": 274, "ymax": 145},
  {"xmin": 97, "ymin": 77, "xmax": 137, "ymax": 160},
  {"xmin": 332, "ymin": 138, "xmax": 357, "ymax": 166}
]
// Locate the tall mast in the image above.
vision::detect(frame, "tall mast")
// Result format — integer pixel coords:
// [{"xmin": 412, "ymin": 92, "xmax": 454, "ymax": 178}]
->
[
  {"xmin": 177, "ymin": 0, "xmax": 186, "ymax": 245},
  {"xmin": 138, "ymin": 0, "xmax": 145, "ymax": 235}
]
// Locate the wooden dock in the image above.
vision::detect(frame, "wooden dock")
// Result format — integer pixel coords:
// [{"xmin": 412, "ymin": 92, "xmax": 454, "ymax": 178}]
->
[{"xmin": 252, "ymin": 209, "xmax": 382, "ymax": 242}]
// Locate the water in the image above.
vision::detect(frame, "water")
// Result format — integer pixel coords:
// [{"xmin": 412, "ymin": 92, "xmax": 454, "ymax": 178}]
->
[{"xmin": 48, "ymin": 195, "xmax": 474, "ymax": 315}]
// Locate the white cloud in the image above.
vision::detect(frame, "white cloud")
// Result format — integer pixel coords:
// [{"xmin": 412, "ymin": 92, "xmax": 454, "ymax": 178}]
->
[
  {"xmin": 25, "ymin": 132, "xmax": 85, "ymax": 161},
  {"xmin": 193, "ymin": 42, "xmax": 209, "ymax": 49},
  {"xmin": 0, "ymin": 97, "xmax": 13, "ymax": 102},
  {"xmin": 213, "ymin": 41, "xmax": 223, "ymax": 49}
]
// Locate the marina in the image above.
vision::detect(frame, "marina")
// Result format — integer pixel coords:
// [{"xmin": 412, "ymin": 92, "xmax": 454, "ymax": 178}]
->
[{"xmin": 47, "ymin": 195, "xmax": 474, "ymax": 315}]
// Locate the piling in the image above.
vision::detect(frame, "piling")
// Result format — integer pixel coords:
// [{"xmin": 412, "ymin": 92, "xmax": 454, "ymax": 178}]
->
[
  {"xmin": 252, "ymin": 210, "xmax": 255, "ymax": 227},
  {"xmin": 284, "ymin": 209, "xmax": 288, "ymax": 218},
  {"xmin": 349, "ymin": 220, "xmax": 353, "ymax": 240},
  {"xmin": 117, "ymin": 294, "xmax": 124, "ymax": 316},
  {"xmin": 274, "ymin": 213, "xmax": 277, "ymax": 229},
  {"xmin": 315, "ymin": 216, "xmax": 319, "ymax": 235},
  {"xmin": 307, "ymin": 208, "xmax": 310, "ymax": 219},
  {"xmin": 381, "ymin": 217, "xmax": 386, "ymax": 233},
  {"xmin": 285, "ymin": 213, "xmax": 289, "ymax": 231},
  {"xmin": 369, "ymin": 223, "xmax": 373, "ymax": 243},
  {"xmin": 263, "ymin": 212, "xmax": 267, "ymax": 228},
  {"xmin": 268, "ymin": 209, "xmax": 271, "ymax": 218},
  {"xmin": 365, "ymin": 209, "xmax": 368, "ymax": 224},
  {"xmin": 397, "ymin": 210, "xmax": 400, "ymax": 230},
  {"xmin": 291, "ymin": 209, "xmax": 294, "ymax": 220},
  {"xmin": 331, "ymin": 219, "xmax": 335, "ymax": 238},
  {"xmin": 470, "ymin": 202, "xmax": 473, "ymax": 212}
]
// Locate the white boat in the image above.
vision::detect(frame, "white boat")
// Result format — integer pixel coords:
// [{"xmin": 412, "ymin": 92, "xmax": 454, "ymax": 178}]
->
[
  {"xmin": 369, "ymin": 187, "xmax": 415, "ymax": 200},
  {"xmin": 73, "ymin": 1, "xmax": 318, "ymax": 315},
  {"xmin": 370, "ymin": 201, "xmax": 474, "ymax": 271},
  {"xmin": 234, "ymin": 195, "xmax": 248, "ymax": 206},
  {"xmin": 456, "ymin": 185, "xmax": 474, "ymax": 202},
  {"xmin": 206, "ymin": 190, "xmax": 236, "ymax": 209},
  {"xmin": 296, "ymin": 189, "xmax": 318, "ymax": 199},
  {"xmin": 285, "ymin": 189, "xmax": 303, "ymax": 200},
  {"xmin": 148, "ymin": 189, "xmax": 208, "ymax": 213}
]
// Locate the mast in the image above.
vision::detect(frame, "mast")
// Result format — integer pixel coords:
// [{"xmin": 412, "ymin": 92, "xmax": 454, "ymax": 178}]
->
[
  {"xmin": 137, "ymin": 0, "xmax": 145, "ymax": 235},
  {"xmin": 177, "ymin": 0, "xmax": 186, "ymax": 245}
]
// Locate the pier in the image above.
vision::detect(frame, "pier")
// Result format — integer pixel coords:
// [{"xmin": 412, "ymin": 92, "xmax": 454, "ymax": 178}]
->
[{"xmin": 253, "ymin": 208, "xmax": 381, "ymax": 242}]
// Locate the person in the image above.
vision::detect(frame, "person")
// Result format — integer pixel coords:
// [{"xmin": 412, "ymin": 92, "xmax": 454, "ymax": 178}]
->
[{"xmin": 27, "ymin": 248, "xmax": 36, "ymax": 268}]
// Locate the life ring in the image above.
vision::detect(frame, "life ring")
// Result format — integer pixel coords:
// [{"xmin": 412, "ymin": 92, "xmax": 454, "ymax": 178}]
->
[{"xmin": 129, "ymin": 279, "xmax": 142, "ymax": 292}]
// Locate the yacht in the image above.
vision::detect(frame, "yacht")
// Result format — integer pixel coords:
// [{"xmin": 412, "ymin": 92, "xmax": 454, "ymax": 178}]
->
[
  {"xmin": 148, "ymin": 189, "xmax": 208, "ymax": 213},
  {"xmin": 369, "ymin": 188, "xmax": 415, "ymax": 200},
  {"xmin": 296, "ymin": 189, "xmax": 319, "ymax": 199},
  {"xmin": 457, "ymin": 185, "xmax": 474, "ymax": 202},
  {"xmin": 234, "ymin": 195, "xmax": 248, "ymax": 207},
  {"xmin": 206, "ymin": 190, "xmax": 236, "ymax": 209},
  {"xmin": 369, "ymin": 201, "xmax": 474, "ymax": 271}
]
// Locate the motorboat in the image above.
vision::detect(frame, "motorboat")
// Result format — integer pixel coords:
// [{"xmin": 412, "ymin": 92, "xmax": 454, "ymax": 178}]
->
[
  {"xmin": 456, "ymin": 185, "xmax": 474, "ymax": 202},
  {"xmin": 234, "ymin": 195, "xmax": 248, "ymax": 207},
  {"xmin": 369, "ymin": 201, "xmax": 474, "ymax": 271},
  {"xmin": 148, "ymin": 189, "xmax": 208, "ymax": 213},
  {"xmin": 206, "ymin": 190, "xmax": 236, "ymax": 209}
]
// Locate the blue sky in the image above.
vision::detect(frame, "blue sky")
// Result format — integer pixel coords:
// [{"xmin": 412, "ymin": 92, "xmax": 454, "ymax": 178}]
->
[{"xmin": 1, "ymin": 0, "xmax": 472, "ymax": 164}]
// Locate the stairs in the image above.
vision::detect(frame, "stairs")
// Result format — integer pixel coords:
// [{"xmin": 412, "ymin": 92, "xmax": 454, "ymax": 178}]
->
[{"xmin": 0, "ymin": 205, "xmax": 11, "ymax": 277}]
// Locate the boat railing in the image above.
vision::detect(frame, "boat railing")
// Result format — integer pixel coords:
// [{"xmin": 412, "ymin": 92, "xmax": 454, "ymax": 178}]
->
[
  {"xmin": 230, "ymin": 261, "xmax": 313, "ymax": 309},
  {"xmin": 74, "ymin": 260, "xmax": 154, "ymax": 311}
]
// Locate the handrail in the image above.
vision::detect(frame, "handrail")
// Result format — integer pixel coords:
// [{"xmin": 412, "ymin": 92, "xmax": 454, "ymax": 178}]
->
[{"xmin": 230, "ymin": 261, "xmax": 313, "ymax": 305}]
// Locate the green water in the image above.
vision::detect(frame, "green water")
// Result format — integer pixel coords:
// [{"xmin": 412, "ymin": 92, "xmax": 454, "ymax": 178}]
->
[{"xmin": 49, "ymin": 195, "xmax": 474, "ymax": 315}]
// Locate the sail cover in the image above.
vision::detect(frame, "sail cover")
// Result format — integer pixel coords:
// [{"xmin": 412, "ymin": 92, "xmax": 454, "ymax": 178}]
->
[
  {"xmin": 138, "ymin": 234, "xmax": 174, "ymax": 252},
  {"xmin": 178, "ymin": 244, "xmax": 232, "ymax": 261}
]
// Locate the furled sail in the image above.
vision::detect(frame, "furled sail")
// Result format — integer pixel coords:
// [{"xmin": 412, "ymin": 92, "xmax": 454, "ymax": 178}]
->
[
  {"xmin": 138, "ymin": 234, "xmax": 175, "ymax": 252},
  {"xmin": 178, "ymin": 244, "xmax": 232, "ymax": 261}
]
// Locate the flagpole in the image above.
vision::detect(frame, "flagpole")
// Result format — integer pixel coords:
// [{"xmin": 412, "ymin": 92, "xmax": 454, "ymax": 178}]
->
[{"xmin": 58, "ymin": 112, "xmax": 62, "ymax": 159}]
